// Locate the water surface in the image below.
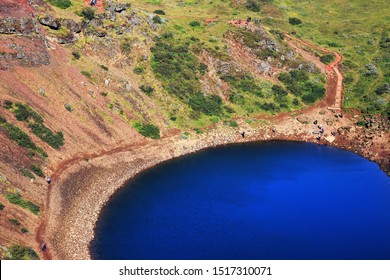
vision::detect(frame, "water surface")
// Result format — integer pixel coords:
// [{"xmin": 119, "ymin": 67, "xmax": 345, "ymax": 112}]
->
[{"xmin": 91, "ymin": 142, "xmax": 390, "ymax": 259}]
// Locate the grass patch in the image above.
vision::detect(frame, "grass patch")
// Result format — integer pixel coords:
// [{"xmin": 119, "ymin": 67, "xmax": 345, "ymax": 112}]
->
[
  {"xmin": 31, "ymin": 165, "xmax": 45, "ymax": 178},
  {"xmin": 48, "ymin": 0, "xmax": 72, "ymax": 9},
  {"xmin": 9, "ymin": 219, "xmax": 21, "ymax": 226},
  {"xmin": 6, "ymin": 192, "xmax": 40, "ymax": 215},
  {"xmin": 224, "ymin": 120, "xmax": 239, "ymax": 127},
  {"xmin": 133, "ymin": 122, "xmax": 160, "ymax": 139},
  {"xmin": 5, "ymin": 245, "xmax": 39, "ymax": 260},
  {"xmin": 9, "ymin": 103, "xmax": 64, "ymax": 148},
  {"xmin": 20, "ymin": 167, "xmax": 35, "ymax": 180}
]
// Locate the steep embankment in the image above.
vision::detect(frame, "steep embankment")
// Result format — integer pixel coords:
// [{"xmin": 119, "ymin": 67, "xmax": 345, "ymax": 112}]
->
[{"xmin": 0, "ymin": 0, "xmax": 388, "ymax": 260}]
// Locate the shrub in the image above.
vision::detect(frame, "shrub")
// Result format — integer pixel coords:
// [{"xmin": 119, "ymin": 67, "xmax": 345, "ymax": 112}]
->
[
  {"xmin": 133, "ymin": 122, "xmax": 160, "ymax": 139},
  {"xmin": 246, "ymin": 0, "xmax": 261, "ymax": 12},
  {"xmin": 139, "ymin": 85, "xmax": 154, "ymax": 95},
  {"xmin": 81, "ymin": 7, "xmax": 95, "ymax": 21},
  {"xmin": 21, "ymin": 227, "xmax": 28, "ymax": 234},
  {"xmin": 133, "ymin": 67, "xmax": 145, "ymax": 74},
  {"xmin": 260, "ymin": 102, "xmax": 279, "ymax": 113},
  {"xmin": 154, "ymin": 9, "xmax": 165, "ymax": 15},
  {"xmin": 0, "ymin": 203, "xmax": 4, "ymax": 210},
  {"xmin": 48, "ymin": 0, "xmax": 72, "ymax": 9},
  {"xmin": 20, "ymin": 167, "xmax": 35, "ymax": 179},
  {"xmin": 320, "ymin": 54, "xmax": 335, "ymax": 64},
  {"xmin": 31, "ymin": 165, "xmax": 44, "ymax": 178},
  {"xmin": 229, "ymin": 93, "xmax": 245, "ymax": 105},
  {"xmin": 5, "ymin": 245, "xmax": 39, "ymax": 260},
  {"xmin": 224, "ymin": 120, "xmax": 239, "ymax": 127},
  {"xmin": 28, "ymin": 123, "xmax": 64, "ymax": 148},
  {"xmin": 153, "ymin": 15, "xmax": 162, "ymax": 24},
  {"xmin": 99, "ymin": 65, "xmax": 109, "ymax": 71},
  {"xmin": 189, "ymin": 20, "xmax": 201, "ymax": 27},
  {"xmin": 9, "ymin": 219, "xmax": 21, "ymax": 226},
  {"xmin": 71, "ymin": 51, "xmax": 80, "ymax": 60},
  {"xmin": 12, "ymin": 103, "xmax": 42, "ymax": 123},
  {"xmin": 4, "ymin": 100, "xmax": 13, "ymax": 109},
  {"xmin": 81, "ymin": 70, "xmax": 92, "ymax": 79},
  {"xmin": 288, "ymin": 17, "xmax": 302, "ymax": 25},
  {"xmin": 121, "ymin": 40, "xmax": 132, "ymax": 54},
  {"xmin": 0, "ymin": 122, "xmax": 36, "ymax": 149},
  {"xmin": 189, "ymin": 94, "xmax": 223, "ymax": 116},
  {"xmin": 6, "ymin": 192, "xmax": 40, "ymax": 215}
]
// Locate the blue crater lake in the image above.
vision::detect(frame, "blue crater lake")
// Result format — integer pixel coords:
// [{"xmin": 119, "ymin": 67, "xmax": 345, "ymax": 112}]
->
[{"xmin": 90, "ymin": 141, "xmax": 390, "ymax": 260}]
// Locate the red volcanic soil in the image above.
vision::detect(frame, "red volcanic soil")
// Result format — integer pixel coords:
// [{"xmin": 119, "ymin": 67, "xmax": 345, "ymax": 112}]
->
[{"xmin": 0, "ymin": 0, "xmax": 33, "ymax": 18}]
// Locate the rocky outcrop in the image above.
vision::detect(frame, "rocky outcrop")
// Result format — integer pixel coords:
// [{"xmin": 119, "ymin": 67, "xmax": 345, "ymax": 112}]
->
[
  {"xmin": 60, "ymin": 18, "xmax": 81, "ymax": 33},
  {"xmin": 39, "ymin": 15, "xmax": 61, "ymax": 30},
  {"xmin": 0, "ymin": 17, "xmax": 39, "ymax": 34}
]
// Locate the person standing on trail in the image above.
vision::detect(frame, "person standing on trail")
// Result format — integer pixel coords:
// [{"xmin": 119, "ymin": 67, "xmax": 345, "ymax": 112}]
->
[{"xmin": 241, "ymin": 131, "xmax": 245, "ymax": 138}]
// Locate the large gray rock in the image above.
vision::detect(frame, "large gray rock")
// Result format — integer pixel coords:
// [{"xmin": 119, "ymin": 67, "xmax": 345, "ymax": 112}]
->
[
  {"xmin": 39, "ymin": 15, "xmax": 61, "ymax": 30},
  {"xmin": 60, "ymin": 18, "xmax": 81, "ymax": 33}
]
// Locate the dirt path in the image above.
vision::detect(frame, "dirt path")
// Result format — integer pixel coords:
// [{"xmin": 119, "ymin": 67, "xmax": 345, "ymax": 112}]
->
[{"xmin": 284, "ymin": 34, "xmax": 343, "ymax": 110}]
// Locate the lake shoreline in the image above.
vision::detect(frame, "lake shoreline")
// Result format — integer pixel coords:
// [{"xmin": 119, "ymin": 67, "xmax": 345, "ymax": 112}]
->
[{"xmin": 44, "ymin": 111, "xmax": 389, "ymax": 259}]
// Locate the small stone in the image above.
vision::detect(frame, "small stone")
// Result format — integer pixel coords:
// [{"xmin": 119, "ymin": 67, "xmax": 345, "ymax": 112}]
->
[{"xmin": 38, "ymin": 87, "xmax": 46, "ymax": 96}]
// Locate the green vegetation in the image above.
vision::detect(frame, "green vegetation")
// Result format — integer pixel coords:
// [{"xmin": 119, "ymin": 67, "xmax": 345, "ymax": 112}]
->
[
  {"xmin": 0, "ymin": 119, "xmax": 36, "ymax": 149},
  {"xmin": 0, "ymin": 203, "xmax": 4, "ymax": 210},
  {"xmin": 6, "ymin": 192, "xmax": 40, "ymax": 215},
  {"xmin": 121, "ymin": 39, "xmax": 132, "ymax": 54},
  {"xmin": 153, "ymin": 16, "xmax": 162, "ymax": 24},
  {"xmin": 288, "ymin": 17, "xmax": 302, "ymax": 25},
  {"xmin": 320, "ymin": 54, "xmax": 335, "ymax": 64},
  {"xmin": 139, "ymin": 85, "xmax": 154, "ymax": 95},
  {"xmin": 21, "ymin": 227, "xmax": 28, "ymax": 234},
  {"xmin": 72, "ymin": 51, "xmax": 80, "ymax": 60},
  {"xmin": 8, "ymin": 103, "xmax": 64, "ymax": 148},
  {"xmin": 267, "ymin": 0, "xmax": 389, "ymax": 117},
  {"xmin": 151, "ymin": 34, "xmax": 224, "ymax": 116},
  {"xmin": 189, "ymin": 21, "xmax": 201, "ymax": 27},
  {"xmin": 133, "ymin": 66, "xmax": 145, "ymax": 74},
  {"xmin": 81, "ymin": 7, "xmax": 95, "ymax": 21},
  {"xmin": 5, "ymin": 245, "xmax": 39, "ymax": 260},
  {"xmin": 20, "ymin": 167, "xmax": 35, "ymax": 180},
  {"xmin": 277, "ymin": 70, "xmax": 325, "ymax": 104},
  {"xmin": 133, "ymin": 122, "xmax": 160, "ymax": 139},
  {"xmin": 153, "ymin": 9, "xmax": 165, "ymax": 15},
  {"xmin": 9, "ymin": 219, "xmax": 21, "ymax": 226},
  {"xmin": 48, "ymin": 0, "xmax": 72, "ymax": 9},
  {"xmin": 246, "ymin": 0, "xmax": 261, "ymax": 12},
  {"xmin": 81, "ymin": 70, "xmax": 92, "ymax": 79},
  {"xmin": 224, "ymin": 120, "xmax": 239, "ymax": 128},
  {"xmin": 99, "ymin": 65, "xmax": 109, "ymax": 71},
  {"xmin": 31, "ymin": 165, "xmax": 45, "ymax": 178}
]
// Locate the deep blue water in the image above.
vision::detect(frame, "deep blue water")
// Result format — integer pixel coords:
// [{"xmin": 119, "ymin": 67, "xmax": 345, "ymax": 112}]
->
[{"xmin": 90, "ymin": 141, "xmax": 390, "ymax": 260}]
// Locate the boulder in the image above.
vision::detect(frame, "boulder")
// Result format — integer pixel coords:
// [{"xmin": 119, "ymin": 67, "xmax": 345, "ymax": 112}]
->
[
  {"xmin": 61, "ymin": 18, "xmax": 81, "ymax": 33},
  {"xmin": 39, "ymin": 15, "xmax": 61, "ymax": 30}
]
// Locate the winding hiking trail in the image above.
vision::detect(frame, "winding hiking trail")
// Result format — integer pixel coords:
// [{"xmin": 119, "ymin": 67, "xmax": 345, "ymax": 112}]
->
[
  {"xmin": 284, "ymin": 34, "xmax": 343, "ymax": 110},
  {"xmin": 35, "ymin": 33, "xmax": 344, "ymax": 259}
]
